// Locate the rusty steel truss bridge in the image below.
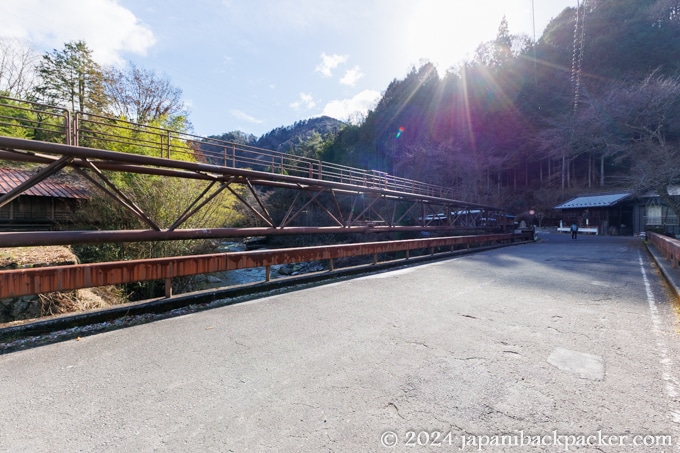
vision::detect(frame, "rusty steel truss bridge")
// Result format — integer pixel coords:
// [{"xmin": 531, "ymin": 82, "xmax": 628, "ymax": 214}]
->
[{"xmin": 0, "ymin": 96, "xmax": 530, "ymax": 300}]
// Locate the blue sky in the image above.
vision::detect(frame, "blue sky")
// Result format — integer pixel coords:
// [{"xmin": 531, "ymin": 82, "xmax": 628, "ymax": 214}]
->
[{"xmin": 1, "ymin": 0, "xmax": 575, "ymax": 137}]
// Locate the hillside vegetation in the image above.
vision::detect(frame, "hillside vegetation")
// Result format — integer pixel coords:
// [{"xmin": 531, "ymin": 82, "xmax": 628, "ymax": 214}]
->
[{"xmin": 317, "ymin": 0, "xmax": 680, "ymax": 216}]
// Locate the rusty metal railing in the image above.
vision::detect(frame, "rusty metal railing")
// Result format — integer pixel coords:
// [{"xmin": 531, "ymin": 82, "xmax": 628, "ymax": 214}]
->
[
  {"xmin": 0, "ymin": 232, "xmax": 530, "ymax": 299},
  {"xmin": 0, "ymin": 96, "xmax": 70, "ymax": 144},
  {"xmin": 648, "ymin": 232, "xmax": 680, "ymax": 269},
  {"xmin": 0, "ymin": 95, "xmax": 458, "ymax": 200}
]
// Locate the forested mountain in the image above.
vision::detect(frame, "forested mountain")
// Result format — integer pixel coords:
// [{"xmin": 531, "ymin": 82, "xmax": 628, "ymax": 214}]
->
[
  {"xmin": 209, "ymin": 116, "xmax": 343, "ymax": 153},
  {"xmin": 320, "ymin": 0, "xmax": 680, "ymax": 215},
  {"xmin": 255, "ymin": 116, "xmax": 344, "ymax": 154},
  {"xmin": 202, "ymin": 116, "xmax": 344, "ymax": 168}
]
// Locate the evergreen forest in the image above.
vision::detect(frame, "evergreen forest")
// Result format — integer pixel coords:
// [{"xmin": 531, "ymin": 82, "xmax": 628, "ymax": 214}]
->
[{"xmin": 320, "ymin": 0, "xmax": 680, "ymax": 217}]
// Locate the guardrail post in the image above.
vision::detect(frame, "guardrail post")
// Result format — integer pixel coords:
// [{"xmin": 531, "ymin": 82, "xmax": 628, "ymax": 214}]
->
[
  {"xmin": 265, "ymin": 265, "xmax": 271, "ymax": 282},
  {"xmin": 74, "ymin": 113, "xmax": 80, "ymax": 147},
  {"xmin": 64, "ymin": 110, "xmax": 71, "ymax": 145},
  {"xmin": 165, "ymin": 278, "xmax": 173, "ymax": 297}
]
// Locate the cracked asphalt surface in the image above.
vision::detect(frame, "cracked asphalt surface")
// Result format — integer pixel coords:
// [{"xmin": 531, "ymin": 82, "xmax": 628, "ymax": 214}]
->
[{"xmin": 1, "ymin": 232, "xmax": 679, "ymax": 452}]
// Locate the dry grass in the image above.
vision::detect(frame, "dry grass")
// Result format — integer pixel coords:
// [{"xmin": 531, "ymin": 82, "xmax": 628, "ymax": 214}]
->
[
  {"xmin": 0, "ymin": 246, "xmax": 79, "ymax": 269},
  {"xmin": 39, "ymin": 286, "xmax": 127, "ymax": 316},
  {"xmin": 1, "ymin": 246, "xmax": 128, "ymax": 320}
]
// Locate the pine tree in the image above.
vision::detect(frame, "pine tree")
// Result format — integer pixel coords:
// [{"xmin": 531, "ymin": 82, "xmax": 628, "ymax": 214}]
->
[{"xmin": 34, "ymin": 41, "xmax": 108, "ymax": 114}]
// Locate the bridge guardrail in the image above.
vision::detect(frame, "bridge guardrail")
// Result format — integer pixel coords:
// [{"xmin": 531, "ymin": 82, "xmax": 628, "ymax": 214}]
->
[
  {"xmin": 1, "ymin": 95, "xmax": 458, "ymax": 200},
  {"xmin": 648, "ymin": 232, "xmax": 680, "ymax": 269},
  {"xmin": 0, "ymin": 232, "xmax": 532, "ymax": 300}
]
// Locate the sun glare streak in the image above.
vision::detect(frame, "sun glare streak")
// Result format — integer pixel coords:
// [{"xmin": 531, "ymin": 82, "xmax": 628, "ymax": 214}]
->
[
  {"xmin": 378, "ymin": 63, "xmax": 439, "ymax": 140},
  {"xmin": 460, "ymin": 70, "xmax": 477, "ymax": 153}
]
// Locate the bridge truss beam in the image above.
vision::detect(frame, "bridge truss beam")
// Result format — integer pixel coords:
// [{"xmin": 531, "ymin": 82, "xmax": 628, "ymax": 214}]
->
[{"xmin": 0, "ymin": 136, "xmax": 510, "ymax": 248}]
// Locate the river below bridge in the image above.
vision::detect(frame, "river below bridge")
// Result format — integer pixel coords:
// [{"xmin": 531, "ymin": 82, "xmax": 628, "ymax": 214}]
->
[{"xmin": 189, "ymin": 241, "xmax": 328, "ymax": 291}]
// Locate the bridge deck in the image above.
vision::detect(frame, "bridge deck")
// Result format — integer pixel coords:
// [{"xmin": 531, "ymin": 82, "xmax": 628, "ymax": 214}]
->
[{"xmin": 1, "ymin": 233, "xmax": 679, "ymax": 451}]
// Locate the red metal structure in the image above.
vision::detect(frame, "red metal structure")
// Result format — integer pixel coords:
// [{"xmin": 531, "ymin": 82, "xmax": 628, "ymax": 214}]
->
[
  {"xmin": 0, "ymin": 233, "xmax": 531, "ymax": 299},
  {"xmin": 0, "ymin": 96, "xmax": 527, "ymax": 300},
  {"xmin": 0, "ymin": 95, "xmax": 512, "ymax": 247}
]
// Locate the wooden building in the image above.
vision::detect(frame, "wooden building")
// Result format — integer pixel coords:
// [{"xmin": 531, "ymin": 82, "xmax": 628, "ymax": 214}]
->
[
  {"xmin": 554, "ymin": 193, "xmax": 633, "ymax": 235},
  {"xmin": 0, "ymin": 168, "xmax": 89, "ymax": 230},
  {"xmin": 555, "ymin": 190, "xmax": 680, "ymax": 237}
]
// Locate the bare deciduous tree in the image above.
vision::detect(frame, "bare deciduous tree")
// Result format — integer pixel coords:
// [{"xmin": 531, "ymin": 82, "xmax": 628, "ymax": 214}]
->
[
  {"xmin": 105, "ymin": 64, "xmax": 186, "ymax": 125},
  {"xmin": 606, "ymin": 74, "xmax": 680, "ymax": 216},
  {"xmin": 0, "ymin": 38, "xmax": 39, "ymax": 98}
]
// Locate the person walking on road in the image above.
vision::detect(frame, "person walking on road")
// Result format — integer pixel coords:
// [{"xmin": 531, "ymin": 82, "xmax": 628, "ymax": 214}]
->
[{"xmin": 570, "ymin": 222, "xmax": 579, "ymax": 240}]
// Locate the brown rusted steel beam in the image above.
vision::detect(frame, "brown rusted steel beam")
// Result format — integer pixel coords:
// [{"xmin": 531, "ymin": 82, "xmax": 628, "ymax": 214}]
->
[
  {"xmin": 0, "ymin": 233, "xmax": 528, "ymax": 298},
  {"xmin": 0, "ymin": 138, "xmax": 512, "ymax": 235},
  {"xmin": 0, "ymin": 155, "xmax": 73, "ymax": 209},
  {"xmin": 76, "ymin": 161, "xmax": 161, "ymax": 231},
  {"xmin": 0, "ymin": 225, "xmax": 509, "ymax": 247},
  {"xmin": 0, "ymin": 136, "xmax": 494, "ymax": 208},
  {"xmin": 167, "ymin": 180, "xmax": 229, "ymax": 231}
]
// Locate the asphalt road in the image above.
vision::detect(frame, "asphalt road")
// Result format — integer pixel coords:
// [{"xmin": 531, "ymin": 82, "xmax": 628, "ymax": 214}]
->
[{"xmin": 1, "ymin": 232, "xmax": 680, "ymax": 452}]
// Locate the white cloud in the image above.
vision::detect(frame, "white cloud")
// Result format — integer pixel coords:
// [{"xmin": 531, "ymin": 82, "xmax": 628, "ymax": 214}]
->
[
  {"xmin": 321, "ymin": 89, "xmax": 380, "ymax": 122},
  {"xmin": 230, "ymin": 109, "xmax": 262, "ymax": 124},
  {"xmin": 315, "ymin": 52, "xmax": 348, "ymax": 77},
  {"xmin": 340, "ymin": 66, "xmax": 364, "ymax": 87},
  {"xmin": 0, "ymin": 0, "xmax": 156, "ymax": 66},
  {"xmin": 290, "ymin": 92, "xmax": 316, "ymax": 110}
]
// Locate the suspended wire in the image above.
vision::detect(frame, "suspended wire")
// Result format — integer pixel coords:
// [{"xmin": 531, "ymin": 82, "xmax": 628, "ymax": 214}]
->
[
  {"xmin": 571, "ymin": 0, "xmax": 587, "ymax": 114},
  {"xmin": 532, "ymin": 0, "xmax": 537, "ymax": 85},
  {"xmin": 566, "ymin": 0, "xmax": 588, "ymax": 191}
]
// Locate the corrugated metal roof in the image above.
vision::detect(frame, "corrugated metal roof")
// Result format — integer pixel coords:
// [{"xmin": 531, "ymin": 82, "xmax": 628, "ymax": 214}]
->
[
  {"xmin": 0, "ymin": 168, "xmax": 89, "ymax": 199},
  {"xmin": 554, "ymin": 193, "xmax": 630, "ymax": 210}
]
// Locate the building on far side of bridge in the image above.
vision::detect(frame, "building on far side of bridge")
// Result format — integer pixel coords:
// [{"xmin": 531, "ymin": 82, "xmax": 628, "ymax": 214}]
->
[
  {"xmin": 0, "ymin": 167, "xmax": 89, "ymax": 231},
  {"xmin": 554, "ymin": 189, "xmax": 680, "ymax": 237}
]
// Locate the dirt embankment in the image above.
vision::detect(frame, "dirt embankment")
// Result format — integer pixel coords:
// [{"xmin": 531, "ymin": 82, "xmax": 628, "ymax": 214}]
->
[{"xmin": 0, "ymin": 246, "xmax": 126, "ymax": 325}]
